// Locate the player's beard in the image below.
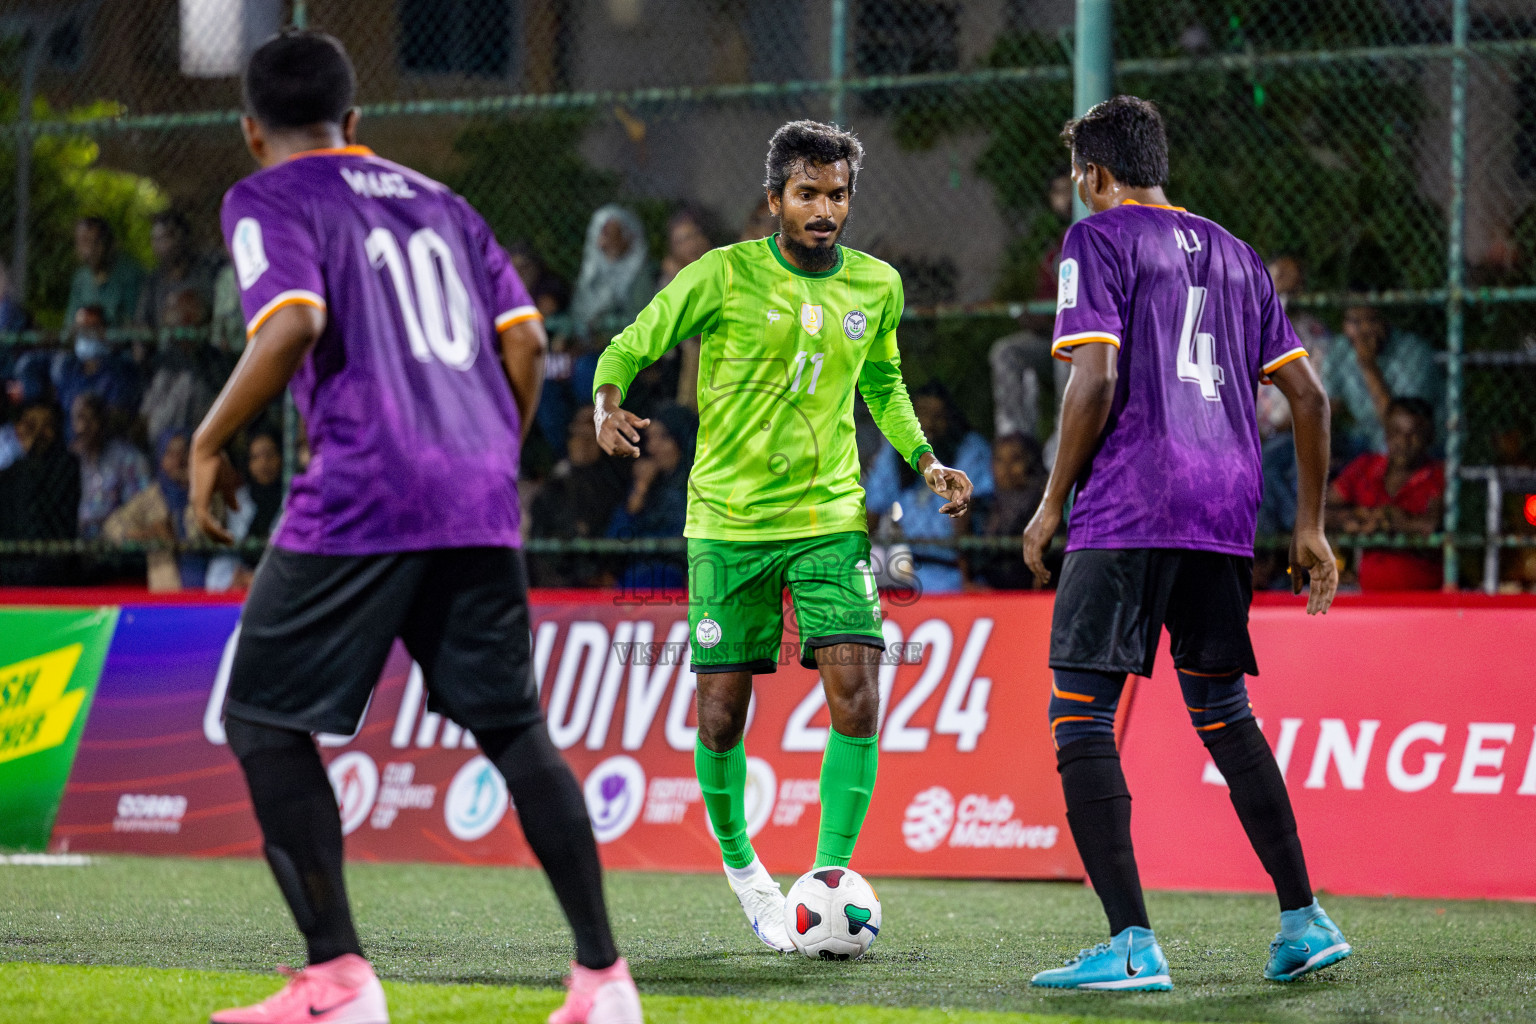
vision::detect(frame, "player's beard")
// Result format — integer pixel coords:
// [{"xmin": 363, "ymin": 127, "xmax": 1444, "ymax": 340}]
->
[{"xmin": 782, "ymin": 217, "xmax": 844, "ymax": 272}]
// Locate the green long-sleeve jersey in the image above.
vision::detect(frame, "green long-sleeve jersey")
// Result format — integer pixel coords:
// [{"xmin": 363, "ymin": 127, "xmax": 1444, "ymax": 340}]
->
[{"xmin": 594, "ymin": 235, "xmax": 933, "ymax": 542}]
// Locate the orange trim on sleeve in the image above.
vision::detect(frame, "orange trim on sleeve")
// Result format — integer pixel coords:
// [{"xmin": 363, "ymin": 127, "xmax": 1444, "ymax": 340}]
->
[
  {"xmin": 247, "ymin": 294, "xmax": 325, "ymax": 337},
  {"xmin": 1261, "ymin": 348, "xmax": 1308, "ymax": 379},
  {"xmin": 495, "ymin": 309, "xmax": 543, "ymax": 331},
  {"xmin": 1050, "ymin": 334, "xmax": 1121, "ymax": 362}
]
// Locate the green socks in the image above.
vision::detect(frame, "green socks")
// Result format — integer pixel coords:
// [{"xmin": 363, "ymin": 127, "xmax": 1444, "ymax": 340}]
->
[
  {"xmin": 815, "ymin": 729, "xmax": 879, "ymax": 868},
  {"xmin": 696, "ymin": 730, "xmax": 880, "ymax": 870},
  {"xmin": 695, "ymin": 739, "xmax": 754, "ymax": 869}
]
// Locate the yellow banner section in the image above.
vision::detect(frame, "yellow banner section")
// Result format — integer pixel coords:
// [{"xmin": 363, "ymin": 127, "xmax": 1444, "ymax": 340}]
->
[{"xmin": 0, "ymin": 644, "xmax": 86, "ymax": 765}]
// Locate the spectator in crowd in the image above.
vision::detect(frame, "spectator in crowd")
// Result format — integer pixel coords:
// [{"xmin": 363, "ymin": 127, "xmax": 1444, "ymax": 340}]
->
[
  {"xmin": 71, "ymin": 392, "xmax": 150, "ymax": 540},
  {"xmin": 506, "ymin": 241, "xmax": 571, "ymax": 319},
  {"xmin": 656, "ymin": 207, "xmax": 715, "ymax": 411},
  {"xmin": 65, "ymin": 217, "xmax": 144, "ymax": 327},
  {"xmin": 136, "ymin": 210, "xmax": 217, "ymax": 331},
  {"xmin": 607, "ymin": 403, "xmax": 694, "ymax": 590},
  {"xmin": 1328, "ymin": 397, "xmax": 1445, "ymax": 591},
  {"xmin": 0, "ymin": 258, "xmax": 30, "ymax": 333},
  {"xmin": 1256, "ymin": 254, "xmax": 1332, "ymax": 540},
  {"xmin": 1, "ymin": 354, "xmax": 53, "ymax": 471},
  {"xmin": 230, "ymin": 430, "xmax": 286, "ymax": 543},
  {"xmin": 988, "ymin": 170, "xmax": 1073, "ymax": 455},
  {"xmin": 1323, "ymin": 304, "xmax": 1443, "ymax": 457},
  {"xmin": 53, "ymin": 305, "xmax": 141, "ymax": 436},
  {"xmin": 140, "ymin": 289, "xmax": 221, "ymax": 443},
  {"xmin": 529, "ymin": 404, "xmax": 630, "ymax": 587},
  {"xmin": 570, "ymin": 204, "xmax": 654, "ymax": 343},
  {"xmin": 0, "ymin": 401, "xmax": 80, "ymax": 585},
  {"xmin": 209, "ymin": 263, "xmax": 246, "ymax": 355},
  {"xmin": 739, "ymin": 197, "xmax": 777, "ymax": 242},
  {"xmin": 103, "ymin": 429, "xmax": 210, "ymax": 591},
  {"xmin": 971, "ymin": 433, "xmax": 1048, "ymax": 589},
  {"xmin": 864, "ymin": 382, "xmax": 994, "ymax": 594},
  {"xmin": 541, "ymin": 205, "xmax": 654, "ymax": 460}
]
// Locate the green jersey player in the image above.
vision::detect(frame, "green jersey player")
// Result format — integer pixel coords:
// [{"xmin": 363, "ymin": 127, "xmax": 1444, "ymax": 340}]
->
[{"xmin": 593, "ymin": 120, "xmax": 973, "ymax": 952}]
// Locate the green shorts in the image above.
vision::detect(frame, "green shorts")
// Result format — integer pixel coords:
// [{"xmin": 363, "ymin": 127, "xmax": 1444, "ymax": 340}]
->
[{"xmin": 687, "ymin": 531, "xmax": 886, "ymax": 674}]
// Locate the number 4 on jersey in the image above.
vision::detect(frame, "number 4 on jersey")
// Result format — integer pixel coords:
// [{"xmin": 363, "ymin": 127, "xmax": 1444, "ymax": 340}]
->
[{"xmin": 1176, "ymin": 285, "xmax": 1224, "ymax": 401}]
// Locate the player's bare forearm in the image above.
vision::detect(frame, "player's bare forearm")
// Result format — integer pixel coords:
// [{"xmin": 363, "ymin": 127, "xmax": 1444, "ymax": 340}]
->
[
  {"xmin": 193, "ymin": 304, "xmax": 322, "ymax": 459},
  {"xmin": 1043, "ymin": 344, "xmax": 1117, "ymax": 513},
  {"xmin": 499, "ymin": 320, "xmax": 547, "ymax": 442},
  {"xmin": 1272, "ymin": 356, "xmax": 1338, "ymax": 613},
  {"xmin": 1021, "ymin": 343, "xmax": 1116, "ymax": 586},
  {"xmin": 1272, "ymin": 357, "xmax": 1330, "ymax": 532}
]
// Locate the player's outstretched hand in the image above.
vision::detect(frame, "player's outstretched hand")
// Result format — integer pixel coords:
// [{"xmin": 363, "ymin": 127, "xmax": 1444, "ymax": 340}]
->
[
  {"xmin": 922, "ymin": 460, "xmax": 973, "ymax": 517},
  {"xmin": 1289, "ymin": 526, "xmax": 1338, "ymax": 615},
  {"xmin": 595, "ymin": 404, "xmax": 650, "ymax": 458},
  {"xmin": 1022, "ymin": 501, "xmax": 1061, "ymax": 588},
  {"xmin": 190, "ymin": 445, "xmax": 241, "ymax": 545}
]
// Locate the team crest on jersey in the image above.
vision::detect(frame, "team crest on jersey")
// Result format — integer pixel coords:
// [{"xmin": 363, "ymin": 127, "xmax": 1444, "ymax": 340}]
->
[
  {"xmin": 232, "ymin": 217, "xmax": 269, "ymax": 290},
  {"xmin": 1057, "ymin": 258, "xmax": 1079, "ymax": 311},
  {"xmin": 842, "ymin": 309, "xmax": 866, "ymax": 340},
  {"xmin": 696, "ymin": 616, "xmax": 722, "ymax": 649},
  {"xmin": 800, "ymin": 303, "xmax": 823, "ymax": 334}
]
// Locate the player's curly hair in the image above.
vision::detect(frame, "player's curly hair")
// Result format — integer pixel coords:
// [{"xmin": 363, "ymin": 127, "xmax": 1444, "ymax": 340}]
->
[
  {"xmin": 1061, "ymin": 95, "xmax": 1169, "ymax": 189},
  {"xmin": 244, "ymin": 30, "xmax": 356, "ymax": 130},
  {"xmin": 764, "ymin": 120, "xmax": 865, "ymax": 197}
]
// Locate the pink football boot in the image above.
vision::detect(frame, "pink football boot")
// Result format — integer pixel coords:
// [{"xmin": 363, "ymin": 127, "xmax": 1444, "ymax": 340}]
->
[
  {"xmin": 210, "ymin": 953, "xmax": 388, "ymax": 1024},
  {"xmin": 546, "ymin": 958, "xmax": 643, "ymax": 1024}
]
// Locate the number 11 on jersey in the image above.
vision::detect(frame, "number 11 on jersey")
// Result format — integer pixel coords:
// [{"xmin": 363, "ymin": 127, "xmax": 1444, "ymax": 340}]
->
[{"xmin": 1176, "ymin": 285, "xmax": 1224, "ymax": 402}]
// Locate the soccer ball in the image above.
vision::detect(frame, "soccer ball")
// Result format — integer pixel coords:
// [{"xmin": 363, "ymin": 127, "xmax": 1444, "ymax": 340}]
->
[{"xmin": 783, "ymin": 867, "xmax": 882, "ymax": 960}]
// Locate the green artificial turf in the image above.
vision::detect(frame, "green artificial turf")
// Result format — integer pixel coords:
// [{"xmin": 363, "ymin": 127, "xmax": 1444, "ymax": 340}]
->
[{"xmin": 2, "ymin": 856, "xmax": 1534, "ymax": 1023}]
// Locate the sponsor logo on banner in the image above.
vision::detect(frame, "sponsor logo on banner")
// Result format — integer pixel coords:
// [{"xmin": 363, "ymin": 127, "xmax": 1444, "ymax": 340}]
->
[
  {"xmin": 903, "ymin": 787, "xmax": 1059, "ymax": 852},
  {"xmin": 902, "ymin": 787, "xmax": 955, "ymax": 852},
  {"xmin": 743, "ymin": 757, "xmax": 778, "ymax": 838},
  {"xmin": 585, "ymin": 755, "xmax": 646, "ymax": 843},
  {"xmin": 0, "ymin": 645, "xmax": 87, "ymax": 764},
  {"xmin": 772, "ymin": 779, "xmax": 819, "ymax": 827},
  {"xmin": 444, "ymin": 756, "xmax": 509, "ymax": 841},
  {"xmin": 642, "ymin": 777, "xmax": 700, "ymax": 825},
  {"xmin": 113, "ymin": 794, "xmax": 187, "ymax": 834},
  {"xmin": 371, "ymin": 762, "xmax": 437, "ymax": 830},
  {"xmin": 327, "ymin": 752, "xmax": 379, "ymax": 836}
]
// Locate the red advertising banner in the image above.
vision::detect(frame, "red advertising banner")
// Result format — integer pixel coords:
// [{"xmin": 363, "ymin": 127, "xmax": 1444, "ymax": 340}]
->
[
  {"xmin": 1122, "ymin": 596, "xmax": 1536, "ymax": 901},
  {"xmin": 49, "ymin": 593, "xmax": 1081, "ymax": 880}
]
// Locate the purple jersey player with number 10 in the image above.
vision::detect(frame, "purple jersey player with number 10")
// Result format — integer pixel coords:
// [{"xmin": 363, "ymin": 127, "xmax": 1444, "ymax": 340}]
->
[
  {"xmin": 1019, "ymin": 97, "xmax": 1349, "ymax": 992},
  {"xmin": 189, "ymin": 30, "xmax": 642, "ymax": 1024}
]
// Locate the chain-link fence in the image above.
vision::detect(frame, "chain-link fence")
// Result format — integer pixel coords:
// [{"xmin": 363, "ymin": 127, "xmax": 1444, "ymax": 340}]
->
[{"xmin": 1, "ymin": 0, "xmax": 1533, "ymax": 592}]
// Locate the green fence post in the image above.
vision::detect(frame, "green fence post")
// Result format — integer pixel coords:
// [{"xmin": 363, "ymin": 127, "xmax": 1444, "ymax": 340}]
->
[
  {"xmin": 829, "ymin": 0, "xmax": 848, "ymax": 127},
  {"xmin": 1073, "ymin": 0, "xmax": 1113, "ymax": 221},
  {"xmin": 1443, "ymin": 0, "xmax": 1469, "ymax": 589}
]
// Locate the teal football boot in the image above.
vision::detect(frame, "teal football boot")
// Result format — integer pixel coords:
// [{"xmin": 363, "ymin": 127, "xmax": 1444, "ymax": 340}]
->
[
  {"xmin": 1031, "ymin": 926, "xmax": 1173, "ymax": 991},
  {"xmin": 1265, "ymin": 910, "xmax": 1352, "ymax": 981}
]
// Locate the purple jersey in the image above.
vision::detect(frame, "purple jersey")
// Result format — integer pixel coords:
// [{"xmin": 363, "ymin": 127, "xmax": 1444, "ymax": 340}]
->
[
  {"xmin": 1051, "ymin": 202, "xmax": 1307, "ymax": 556},
  {"xmin": 221, "ymin": 146, "xmax": 539, "ymax": 555}
]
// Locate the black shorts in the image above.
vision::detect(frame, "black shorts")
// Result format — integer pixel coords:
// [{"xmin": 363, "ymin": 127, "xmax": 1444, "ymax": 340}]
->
[
  {"xmin": 225, "ymin": 545, "xmax": 540, "ymax": 736},
  {"xmin": 1049, "ymin": 548, "xmax": 1259, "ymax": 678}
]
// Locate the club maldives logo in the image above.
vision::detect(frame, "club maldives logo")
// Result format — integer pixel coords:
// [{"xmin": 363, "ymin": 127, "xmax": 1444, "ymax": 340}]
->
[
  {"xmin": 444, "ymin": 755, "xmax": 510, "ymax": 841},
  {"xmin": 902, "ymin": 786, "xmax": 956, "ymax": 852},
  {"xmin": 584, "ymin": 755, "xmax": 646, "ymax": 843},
  {"xmin": 326, "ymin": 752, "xmax": 379, "ymax": 836},
  {"xmin": 0, "ymin": 644, "xmax": 87, "ymax": 765}
]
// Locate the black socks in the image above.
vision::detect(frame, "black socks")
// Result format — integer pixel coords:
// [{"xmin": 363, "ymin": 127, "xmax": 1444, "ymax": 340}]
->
[
  {"xmin": 478, "ymin": 723, "xmax": 619, "ymax": 971},
  {"xmin": 226, "ymin": 717, "xmax": 362, "ymax": 965},
  {"xmin": 1203, "ymin": 717, "xmax": 1314, "ymax": 911},
  {"xmin": 1056, "ymin": 736, "xmax": 1150, "ymax": 934}
]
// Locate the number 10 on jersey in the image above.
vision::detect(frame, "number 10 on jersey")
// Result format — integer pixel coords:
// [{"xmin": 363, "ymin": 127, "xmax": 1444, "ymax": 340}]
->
[{"xmin": 1177, "ymin": 285, "xmax": 1224, "ymax": 401}]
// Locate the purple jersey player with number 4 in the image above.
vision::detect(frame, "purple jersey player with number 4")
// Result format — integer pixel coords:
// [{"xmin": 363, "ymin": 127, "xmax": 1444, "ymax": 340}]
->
[
  {"xmin": 1020, "ymin": 97, "xmax": 1349, "ymax": 992},
  {"xmin": 189, "ymin": 30, "xmax": 642, "ymax": 1024}
]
